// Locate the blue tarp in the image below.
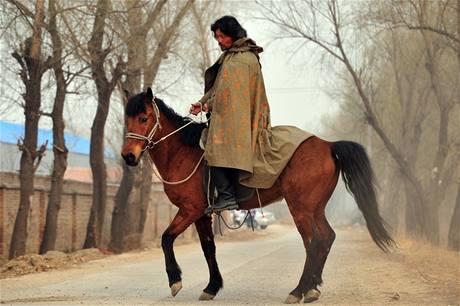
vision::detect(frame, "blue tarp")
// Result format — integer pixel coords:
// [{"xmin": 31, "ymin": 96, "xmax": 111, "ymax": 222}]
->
[{"xmin": 0, "ymin": 120, "xmax": 114, "ymax": 158}]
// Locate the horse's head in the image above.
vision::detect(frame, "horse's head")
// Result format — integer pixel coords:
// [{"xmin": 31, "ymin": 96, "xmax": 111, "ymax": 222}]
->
[{"xmin": 121, "ymin": 87, "xmax": 160, "ymax": 166}]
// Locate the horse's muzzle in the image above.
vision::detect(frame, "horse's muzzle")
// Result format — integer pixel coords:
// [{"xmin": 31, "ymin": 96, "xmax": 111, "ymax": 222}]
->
[{"xmin": 122, "ymin": 152, "xmax": 138, "ymax": 166}]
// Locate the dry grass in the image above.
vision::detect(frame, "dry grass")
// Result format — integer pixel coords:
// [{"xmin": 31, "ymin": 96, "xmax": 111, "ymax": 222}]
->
[{"xmin": 394, "ymin": 234, "xmax": 460, "ymax": 286}]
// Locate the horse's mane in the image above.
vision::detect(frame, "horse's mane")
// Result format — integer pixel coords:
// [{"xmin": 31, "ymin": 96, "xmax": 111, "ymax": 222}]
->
[{"xmin": 125, "ymin": 92, "xmax": 206, "ymax": 147}]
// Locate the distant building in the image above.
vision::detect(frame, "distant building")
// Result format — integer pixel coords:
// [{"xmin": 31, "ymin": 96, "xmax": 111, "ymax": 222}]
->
[{"xmin": 0, "ymin": 120, "xmax": 120, "ymax": 182}]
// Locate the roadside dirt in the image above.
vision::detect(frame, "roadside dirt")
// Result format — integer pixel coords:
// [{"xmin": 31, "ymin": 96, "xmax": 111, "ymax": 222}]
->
[
  {"xmin": 386, "ymin": 231, "xmax": 460, "ymax": 303},
  {"xmin": 320, "ymin": 226, "xmax": 459, "ymax": 305},
  {"xmin": 0, "ymin": 223, "xmax": 286, "ymax": 280},
  {"xmin": 0, "ymin": 248, "xmax": 107, "ymax": 279}
]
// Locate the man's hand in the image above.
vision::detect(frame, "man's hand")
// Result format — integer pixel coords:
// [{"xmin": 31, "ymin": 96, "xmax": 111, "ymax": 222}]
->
[{"xmin": 189, "ymin": 102, "xmax": 208, "ymax": 115}]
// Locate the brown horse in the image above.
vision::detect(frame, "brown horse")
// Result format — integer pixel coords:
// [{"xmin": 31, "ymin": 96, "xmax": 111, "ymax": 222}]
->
[{"xmin": 121, "ymin": 88, "xmax": 394, "ymax": 303}]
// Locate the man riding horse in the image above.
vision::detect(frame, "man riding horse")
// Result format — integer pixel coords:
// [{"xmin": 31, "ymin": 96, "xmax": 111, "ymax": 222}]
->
[
  {"xmin": 190, "ymin": 16, "xmax": 309, "ymax": 214},
  {"xmin": 122, "ymin": 17, "xmax": 393, "ymax": 303}
]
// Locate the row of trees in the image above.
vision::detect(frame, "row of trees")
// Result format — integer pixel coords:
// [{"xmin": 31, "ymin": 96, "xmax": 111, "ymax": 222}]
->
[
  {"xmin": 2, "ymin": 0, "xmax": 223, "ymax": 259},
  {"xmin": 257, "ymin": 0, "xmax": 459, "ymax": 249},
  {"xmin": 3, "ymin": 0, "xmax": 457, "ymax": 260}
]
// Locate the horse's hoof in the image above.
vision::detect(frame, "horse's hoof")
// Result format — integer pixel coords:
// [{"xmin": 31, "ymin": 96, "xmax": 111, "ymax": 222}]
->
[
  {"xmin": 170, "ymin": 281, "xmax": 182, "ymax": 297},
  {"xmin": 284, "ymin": 294, "xmax": 302, "ymax": 304},
  {"xmin": 199, "ymin": 291, "xmax": 215, "ymax": 301},
  {"xmin": 304, "ymin": 289, "xmax": 320, "ymax": 303}
]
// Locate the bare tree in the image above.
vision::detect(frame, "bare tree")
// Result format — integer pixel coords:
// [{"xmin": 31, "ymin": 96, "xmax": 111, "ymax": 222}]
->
[
  {"xmin": 448, "ymin": 181, "xmax": 460, "ymax": 250},
  {"xmin": 39, "ymin": 0, "xmax": 69, "ymax": 254},
  {"xmin": 7, "ymin": 0, "xmax": 50, "ymax": 259},
  {"xmin": 82, "ymin": 0, "xmax": 125, "ymax": 249},
  {"xmin": 110, "ymin": 0, "xmax": 168, "ymax": 253},
  {"xmin": 191, "ymin": 1, "xmax": 221, "ymax": 78},
  {"xmin": 110, "ymin": 0, "xmax": 196, "ymax": 253},
  {"xmin": 257, "ymin": 0, "xmax": 460, "ymax": 244},
  {"xmin": 4, "ymin": 0, "xmax": 92, "ymax": 255},
  {"xmin": 385, "ymin": 0, "xmax": 460, "ymax": 248}
]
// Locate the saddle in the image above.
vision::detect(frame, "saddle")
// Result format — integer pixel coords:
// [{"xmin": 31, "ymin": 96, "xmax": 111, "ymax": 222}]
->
[{"xmin": 202, "ymin": 161, "xmax": 254, "ymax": 205}]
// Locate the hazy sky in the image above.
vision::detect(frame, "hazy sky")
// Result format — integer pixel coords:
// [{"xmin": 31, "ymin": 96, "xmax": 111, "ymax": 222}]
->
[
  {"xmin": 167, "ymin": 8, "xmax": 340, "ymax": 136},
  {"xmin": 0, "ymin": 3, "xmax": 341, "ymax": 141}
]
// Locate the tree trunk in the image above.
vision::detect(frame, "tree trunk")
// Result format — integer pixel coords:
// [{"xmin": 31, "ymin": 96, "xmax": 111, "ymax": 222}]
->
[
  {"xmin": 457, "ymin": 0, "xmax": 460, "ymax": 89},
  {"xmin": 131, "ymin": 0, "xmax": 194, "ymax": 245},
  {"xmin": 382, "ymin": 168, "xmax": 402, "ymax": 233},
  {"xmin": 111, "ymin": 0, "xmax": 194, "ymax": 253},
  {"xmin": 109, "ymin": 163, "xmax": 134, "ymax": 253},
  {"xmin": 39, "ymin": 0, "xmax": 68, "ymax": 254},
  {"xmin": 447, "ymin": 182, "xmax": 460, "ymax": 250},
  {"xmin": 84, "ymin": 89, "xmax": 110, "ymax": 248},
  {"xmin": 10, "ymin": 111, "xmax": 39, "ymax": 258},
  {"xmin": 109, "ymin": 0, "xmax": 144, "ymax": 253},
  {"xmin": 450, "ymin": 0, "xmax": 460, "ymax": 252},
  {"xmin": 83, "ymin": 0, "xmax": 122, "ymax": 248},
  {"xmin": 123, "ymin": 166, "xmax": 143, "ymax": 250},
  {"xmin": 9, "ymin": 0, "xmax": 46, "ymax": 259},
  {"xmin": 404, "ymin": 182, "xmax": 426, "ymax": 238},
  {"xmin": 137, "ymin": 156, "xmax": 153, "ymax": 235},
  {"xmin": 424, "ymin": 199, "xmax": 440, "ymax": 245}
]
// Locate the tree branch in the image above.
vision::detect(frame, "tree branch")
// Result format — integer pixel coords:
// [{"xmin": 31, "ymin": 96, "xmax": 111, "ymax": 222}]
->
[
  {"xmin": 142, "ymin": 0, "xmax": 168, "ymax": 33},
  {"xmin": 33, "ymin": 140, "xmax": 48, "ymax": 173},
  {"xmin": 406, "ymin": 24, "xmax": 460, "ymax": 45}
]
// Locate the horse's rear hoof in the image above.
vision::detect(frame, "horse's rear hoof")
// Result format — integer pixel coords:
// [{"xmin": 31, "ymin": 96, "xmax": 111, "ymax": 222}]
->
[
  {"xmin": 304, "ymin": 289, "xmax": 320, "ymax": 303},
  {"xmin": 284, "ymin": 294, "xmax": 302, "ymax": 304},
  {"xmin": 199, "ymin": 291, "xmax": 215, "ymax": 301},
  {"xmin": 170, "ymin": 281, "xmax": 182, "ymax": 297}
]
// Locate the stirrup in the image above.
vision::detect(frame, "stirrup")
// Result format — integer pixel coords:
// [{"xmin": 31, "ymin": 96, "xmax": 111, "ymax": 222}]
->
[{"xmin": 204, "ymin": 203, "xmax": 239, "ymax": 216}]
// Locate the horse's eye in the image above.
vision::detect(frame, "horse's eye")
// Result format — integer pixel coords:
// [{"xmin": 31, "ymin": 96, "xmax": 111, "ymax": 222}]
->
[{"xmin": 140, "ymin": 117, "xmax": 148, "ymax": 123}]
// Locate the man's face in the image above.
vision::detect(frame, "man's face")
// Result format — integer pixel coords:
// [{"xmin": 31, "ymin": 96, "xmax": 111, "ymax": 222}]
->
[{"xmin": 214, "ymin": 29, "xmax": 233, "ymax": 51}]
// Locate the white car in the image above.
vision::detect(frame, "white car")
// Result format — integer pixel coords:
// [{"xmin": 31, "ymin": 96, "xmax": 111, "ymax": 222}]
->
[
  {"xmin": 231, "ymin": 210, "xmax": 247, "ymax": 226},
  {"xmin": 232, "ymin": 209, "xmax": 276, "ymax": 229},
  {"xmin": 256, "ymin": 210, "xmax": 276, "ymax": 229},
  {"xmin": 246, "ymin": 209, "xmax": 276, "ymax": 229}
]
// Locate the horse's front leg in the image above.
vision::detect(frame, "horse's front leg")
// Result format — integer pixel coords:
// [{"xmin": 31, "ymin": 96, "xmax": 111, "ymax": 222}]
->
[
  {"xmin": 161, "ymin": 209, "xmax": 201, "ymax": 297},
  {"xmin": 195, "ymin": 215, "xmax": 223, "ymax": 301}
]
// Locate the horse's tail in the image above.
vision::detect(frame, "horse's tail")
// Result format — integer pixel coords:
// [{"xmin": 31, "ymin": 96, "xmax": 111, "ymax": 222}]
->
[{"xmin": 331, "ymin": 141, "xmax": 395, "ymax": 252}]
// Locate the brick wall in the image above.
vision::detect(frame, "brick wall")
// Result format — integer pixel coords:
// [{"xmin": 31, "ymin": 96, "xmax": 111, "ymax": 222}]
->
[{"xmin": 0, "ymin": 172, "xmax": 196, "ymax": 259}]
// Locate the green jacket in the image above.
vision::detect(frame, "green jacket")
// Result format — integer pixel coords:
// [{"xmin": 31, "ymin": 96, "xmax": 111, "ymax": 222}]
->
[{"xmin": 200, "ymin": 38, "xmax": 312, "ymax": 188}]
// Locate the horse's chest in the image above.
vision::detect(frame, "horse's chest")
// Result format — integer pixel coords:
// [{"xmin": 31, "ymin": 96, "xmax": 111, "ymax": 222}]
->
[{"xmin": 164, "ymin": 184, "xmax": 204, "ymax": 208}]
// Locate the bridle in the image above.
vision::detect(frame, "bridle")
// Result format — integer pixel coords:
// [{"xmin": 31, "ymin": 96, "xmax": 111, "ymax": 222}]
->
[
  {"xmin": 125, "ymin": 98, "xmax": 205, "ymax": 153},
  {"xmin": 125, "ymin": 99, "xmax": 162, "ymax": 152},
  {"xmin": 124, "ymin": 98, "xmax": 206, "ymax": 185}
]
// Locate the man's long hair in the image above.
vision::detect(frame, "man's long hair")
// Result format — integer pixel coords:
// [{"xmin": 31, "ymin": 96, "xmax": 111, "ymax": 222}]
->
[{"xmin": 211, "ymin": 16, "xmax": 247, "ymax": 41}]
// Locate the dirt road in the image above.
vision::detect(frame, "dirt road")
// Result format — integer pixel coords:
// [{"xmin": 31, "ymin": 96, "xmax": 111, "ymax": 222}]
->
[{"xmin": 1, "ymin": 225, "xmax": 459, "ymax": 305}]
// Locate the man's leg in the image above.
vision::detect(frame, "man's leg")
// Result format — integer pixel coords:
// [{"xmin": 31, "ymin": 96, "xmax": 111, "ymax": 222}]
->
[{"xmin": 206, "ymin": 166, "xmax": 238, "ymax": 214}]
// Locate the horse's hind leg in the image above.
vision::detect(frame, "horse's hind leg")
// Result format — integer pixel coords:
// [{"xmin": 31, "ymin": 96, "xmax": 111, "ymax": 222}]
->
[
  {"xmin": 283, "ymin": 208, "xmax": 322, "ymax": 304},
  {"xmin": 288, "ymin": 214, "xmax": 335, "ymax": 304},
  {"xmin": 311, "ymin": 213, "xmax": 336, "ymax": 290},
  {"xmin": 283, "ymin": 178, "xmax": 337, "ymax": 303},
  {"xmin": 194, "ymin": 215, "xmax": 223, "ymax": 301},
  {"xmin": 306, "ymin": 170, "xmax": 339, "ymax": 300},
  {"xmin": 161, "ymin": 209, "xmax": 201, "ymax": 297}
]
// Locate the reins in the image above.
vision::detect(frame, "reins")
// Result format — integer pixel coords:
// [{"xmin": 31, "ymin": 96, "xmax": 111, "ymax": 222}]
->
[
  {"xmin": 151, "ymin": 154, "xmax": 205, "ymax": 185},
  {"xmin": 125, "ymin": 99, "xmax": 265, "ymax": 230},
  {"xmin": 126, "ymin": 100, "xmax": 208, "ymax": 185}
]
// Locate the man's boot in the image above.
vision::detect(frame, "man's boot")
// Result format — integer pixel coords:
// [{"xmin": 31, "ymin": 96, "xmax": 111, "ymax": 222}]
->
[{"xmin": 205, "ymin": 167, "xmax": 238, "ymax": 215}]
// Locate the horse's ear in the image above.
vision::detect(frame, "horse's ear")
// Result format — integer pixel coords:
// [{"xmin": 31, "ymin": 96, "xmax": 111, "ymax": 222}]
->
[{"xmin": 146, "ymin": 87, "xmax": 154, "ymax": 101}]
